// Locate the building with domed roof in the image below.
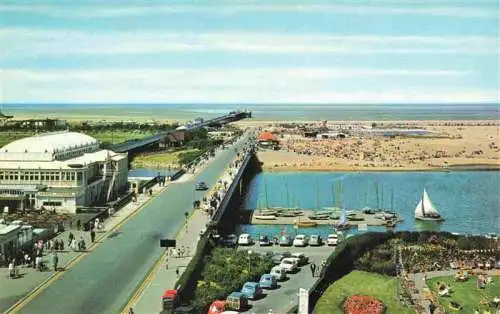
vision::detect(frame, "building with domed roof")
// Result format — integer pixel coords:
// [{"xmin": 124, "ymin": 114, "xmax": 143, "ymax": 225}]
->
[{"xmin": 0, "ymin": 131, "xmax": 128, "ymax": 213}]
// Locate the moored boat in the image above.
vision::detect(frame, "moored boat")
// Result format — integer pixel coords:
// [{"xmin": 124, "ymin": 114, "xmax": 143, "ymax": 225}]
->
[
  {"xmin": 295, "ymin": 221, "xmax": 318, "ymax": 228},
  {"xmin": 254, "ymin": 215, "xmax": 277, "ymax": 220}
]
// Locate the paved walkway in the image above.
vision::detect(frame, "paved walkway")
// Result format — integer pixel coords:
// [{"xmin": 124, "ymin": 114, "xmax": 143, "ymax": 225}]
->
[
  {"xmin": 128, "ymin": 153, "xmax": 246, "ymax": 314},
  {"xmin": 0, "ymin": 183, "xmax": 167, "ymax": 313},
  {"xmin": 409, "ymin": 269, "xmax": 498, "ymax": 314}
]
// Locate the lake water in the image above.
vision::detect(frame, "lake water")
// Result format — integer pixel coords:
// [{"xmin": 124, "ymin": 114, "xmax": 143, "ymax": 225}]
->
[{"xmin": 238, "ymin": 171, "xmax": 500, "ymax": 237}]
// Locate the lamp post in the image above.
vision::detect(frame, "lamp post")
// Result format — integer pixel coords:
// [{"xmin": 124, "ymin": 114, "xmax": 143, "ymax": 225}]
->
[{"xmin": 247, "ymin": 250, "xmax": 253, "ymax": 275}]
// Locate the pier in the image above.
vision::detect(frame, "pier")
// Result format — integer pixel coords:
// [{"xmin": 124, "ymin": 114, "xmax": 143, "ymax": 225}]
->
[{"xmin": 250, "ymin": 209, "xmax": 403, "ymax": 227}]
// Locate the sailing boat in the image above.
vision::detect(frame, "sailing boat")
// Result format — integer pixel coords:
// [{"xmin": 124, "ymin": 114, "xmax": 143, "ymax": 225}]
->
[
  {"xmin": 336, "ymin": 208, "xmax": 351, "ymax": 230},
  {"xmin": 414, "ymin": 188, "xmax": 444, "ymax": 221}
]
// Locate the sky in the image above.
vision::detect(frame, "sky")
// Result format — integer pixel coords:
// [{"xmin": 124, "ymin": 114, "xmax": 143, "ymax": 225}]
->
[{"xmin": 0, "ymin": 0, "xmax": 499, "ymax": 104}]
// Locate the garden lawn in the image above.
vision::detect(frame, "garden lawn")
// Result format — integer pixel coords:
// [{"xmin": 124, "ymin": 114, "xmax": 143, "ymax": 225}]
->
[
  {"xmin": 313, "ymin": 270, "xmax": 413, "ymax": 314},
  {"xmin": 428, "ymin": 276, "xmax": 499, "ymax": 313},
  {"xmin": 132, "ymin": 148, "xmax": 201, "ymax": 167},
  {"xmin": 88, "ymin": 130, "xmax": 155, "ymax": 144},
  {"xmin": 0, "ymin": 131, "xmax": 35, "ymax": 147}
]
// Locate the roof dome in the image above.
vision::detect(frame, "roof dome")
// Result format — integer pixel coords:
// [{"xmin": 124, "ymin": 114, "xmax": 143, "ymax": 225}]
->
[
  {"xmin": 1, "ymin": 131, "xmax": 98, "ymax": 155},
  {"xmin": 258, "ymin": 131, "xmax": 278, "ymax": 142}
]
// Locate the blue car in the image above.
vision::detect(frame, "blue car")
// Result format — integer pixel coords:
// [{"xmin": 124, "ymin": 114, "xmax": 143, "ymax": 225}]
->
[
  {"xmin": 259, "ymin": 274, "xmax": 278, "ymax": 289},
  {"xmin": 240, "ymin": 282, "xmax": 262, "ymax": 300}
]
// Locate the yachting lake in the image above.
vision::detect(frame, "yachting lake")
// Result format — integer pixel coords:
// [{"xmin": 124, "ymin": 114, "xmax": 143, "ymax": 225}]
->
[{"xmin": 239, "ymin": 171, "xmax": 500, "ymax": 237}]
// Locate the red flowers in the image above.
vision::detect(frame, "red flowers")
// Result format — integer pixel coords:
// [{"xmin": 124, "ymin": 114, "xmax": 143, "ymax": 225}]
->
[{"xmin": 343, "ymin": 295, "xmax": 385, "ymax": 314}]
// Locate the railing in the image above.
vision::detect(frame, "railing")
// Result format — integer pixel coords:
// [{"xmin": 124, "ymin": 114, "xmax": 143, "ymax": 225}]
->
[{"xmin": 211, "ymin": 149, "xmax": 253, "ymax": 224}]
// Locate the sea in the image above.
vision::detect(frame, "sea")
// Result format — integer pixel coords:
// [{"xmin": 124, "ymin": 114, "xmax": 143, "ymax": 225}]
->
[
  {"xmin": 2, "ymin": 103, "xmax": 500, "ymax": 121},
  {"xmin": 238, "ymin": 171, "xmax": 500, "ymax": 237}
]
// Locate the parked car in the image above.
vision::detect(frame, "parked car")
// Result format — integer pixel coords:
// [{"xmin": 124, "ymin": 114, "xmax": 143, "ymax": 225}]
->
[
  {"xmin": 309, "ymin": 235, "xmax": 323, "ymax": 246},
  {"xmin": 290, "ymin": 252, "xmax": 309, "ymax": 266},
  {"xmin": 195, "ymin": 182, "xmax": 208, "ymax": 190},
  {"xmin": 208, "ymin": 300, "xmax": 227, "ymax": 314},
  {"xmin": 280, "ymin": 258, "xmax": 299, "ymax": 273},
  {"xmin": 293, "ymin": 235, "xmax": 309, "ymax": 247},
  {"xmin": 240, "ymin": 282, "xmax": 262, "ymax": 300},
  {"xmin": 225, "ymin": 292, "xmax": 248, "ymax": 311},
  {"xmin": 270, "ymin": 265, "xmax": 287, "ymax": 281},
  {"xmin": 259, "ymin": 274, "xmax": 278, "ymax": 289},
  {"xmin": 327, "ymin": 233, "xmax": 338, "ymax": 246},
  {"xmin": 259, "ymin": 235, "xmax": 272, "ymax": 246},
  {"xmin": 279, "ymin": 235, "xmax": 293, "ymax": 246},
  {"xmin": 222, "ymin": 234, "xmax": 238, "ymax": 247},
  {"xmin": 238, "ymin": 234, "xmax": 253, "ymax": 246},
  {"xmin": 271, "ymin": 251, "xmax": 291, "ymax": 264}
]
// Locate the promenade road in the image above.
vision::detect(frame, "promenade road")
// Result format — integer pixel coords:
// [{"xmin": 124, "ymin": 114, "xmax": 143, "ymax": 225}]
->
[{"xmin": 15, "ymin": 135, "xmax": 251, "ymax": 314}]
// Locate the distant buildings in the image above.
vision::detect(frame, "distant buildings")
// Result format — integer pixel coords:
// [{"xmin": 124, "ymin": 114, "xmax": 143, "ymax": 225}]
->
[
  {"xmin": 258, "ymin": 131, "xmax": 280, "ymax": 149},
  {"xmin": 0, "ymin": 131, "xmax": 128, "ymax": 213}
]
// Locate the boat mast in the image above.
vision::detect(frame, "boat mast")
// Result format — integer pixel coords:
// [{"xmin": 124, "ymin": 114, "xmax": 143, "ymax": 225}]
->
[
  {"xmin": 375, "ymin": 182, "xmax": 379, "ymax": 209},
  {"xmin": 316, "ymin": 181, "xmax": 320, "ymax": 210},
  {"xmin": 421, "ymin": 189, "xmax": 425, "ymax": 216},
  {"xmin": 381, "ymin": 184, "xmax": 384, "ymax": 210},
  {"xmin": 286, "ymin": 180, "xmax": 290, "ymax": 209},
  {"xmin": 391, "ymin": 188, "xmax": 394, "ymax": 212},
  {"xmin": 265, "ymin": 178, "xmax": 269, "ymax": 208}
]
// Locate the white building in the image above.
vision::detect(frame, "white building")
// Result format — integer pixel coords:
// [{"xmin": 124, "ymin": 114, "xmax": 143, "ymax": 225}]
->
[{"xmin": 0, "ymin": 131, "xmax": 128, "ymax": 213}]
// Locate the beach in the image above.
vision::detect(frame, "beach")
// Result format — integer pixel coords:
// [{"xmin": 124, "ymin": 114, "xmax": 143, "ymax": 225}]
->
[{"xmin": 249, "ymin": 120, "xmax": 500, "ymax": 172}]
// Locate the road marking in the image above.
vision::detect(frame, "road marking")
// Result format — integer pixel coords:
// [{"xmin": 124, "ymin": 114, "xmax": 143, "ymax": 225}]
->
[{"xmin": 3, "ymin": 184, "xmax": 168, "ymax": 314}]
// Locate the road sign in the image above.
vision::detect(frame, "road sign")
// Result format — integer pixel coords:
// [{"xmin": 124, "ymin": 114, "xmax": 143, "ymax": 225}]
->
[{"xmin": 298, "ymin": 288, "xmax": 309, "ymax": 314}]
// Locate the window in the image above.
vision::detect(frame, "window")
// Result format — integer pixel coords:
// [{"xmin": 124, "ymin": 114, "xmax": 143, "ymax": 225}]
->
[{"xmin": 42, "ymin": 201, "xmax": 62, "ymax": 206}]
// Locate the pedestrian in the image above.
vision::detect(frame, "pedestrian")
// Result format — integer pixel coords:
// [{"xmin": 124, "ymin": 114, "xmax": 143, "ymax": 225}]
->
[
  {"xmin": 68, "ymin": 232, "xmax": 74, "ymax": 246},
  {"xmin": 89, "ymin": 220, "xmax": 94, "ymax": 231},
  {"xmin": 429, "ymin": 301, "xmax": 436, "ymax": 314},
  {"xmin": 90, "ymin": 229, "xmax": 96, "ymax": 243},
  {"xmin": 165, "ymin": 258, "xmax": 168, "ymax": 269},
  {"xmin": 128, "ymin": 307, "xmax": 134, "ymax": 314},
  {"xmin": 52, "ymin": 253, "xmax": 59, "ymax": 271},
  {"xmin": 71, "ymin": 238, "xmax": 77, "ymax": 251},
  {"xmin": 175, "ymin": 267, "xmax": 180, "ymax": 276},
  {"xmin": 95, "ymin": 218, "xmax": 100, "ymax": 231},
  {"xmin": 310, "ymin": 263, "xmax": 316, "ymax": 277}
]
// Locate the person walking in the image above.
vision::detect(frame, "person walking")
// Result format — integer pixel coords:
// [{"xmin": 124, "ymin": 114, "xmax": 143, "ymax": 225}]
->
[
  {"xmin": 68, "ymin": 232, "xmax": 74, "ymax": 247},
  {"xmin": 175, "ymin": 267, "xmax": 180, "ymax": 277},
  {"xmin": 165, "ymin": 258, "xmax": 168, "ymax": 270},
  {"xmin": 52, "ymin": 253, "xmax": 59, "ymax": 271},
  {"xmin": 90, "ymin": 229, "xmax": 96, "ymax": 243},
  {"xmin": 76, "ymin": 219, "xmax": 81, "ymax": 231},
  {"xmin": 310, "ymin": 263, "xmax": 316, "ymax": 277}
]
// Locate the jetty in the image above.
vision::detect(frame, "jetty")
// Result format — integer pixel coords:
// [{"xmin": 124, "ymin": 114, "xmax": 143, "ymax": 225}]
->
[{"xmin": 250, "ymin": 209, "xmax": 403, "ymax": 227}]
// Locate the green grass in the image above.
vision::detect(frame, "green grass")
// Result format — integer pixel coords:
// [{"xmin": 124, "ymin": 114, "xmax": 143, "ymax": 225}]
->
[
  {"xmin": 132, "ymin": 148, "xmax": 200, "ymax": 167},
  {"xmin": 0, "ymin": 131, "xmax": 36, "ymax": 147},
  {"xmin": 428, "ymin": 276, "xmax": 499, "ymax": 313},
  {"xmin": 313, "ymin": 271, "xmax": 413, "ymax": 314},
  {"xmin": 88, "ymin": 130, "xmax": 155, "ymax": 144}
]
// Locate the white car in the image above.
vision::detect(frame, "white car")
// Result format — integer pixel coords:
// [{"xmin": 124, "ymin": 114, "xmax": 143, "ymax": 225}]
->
[
  {"xmin": 280, "ymin": 258, "xmax": 299, "ymax": 273},
  {"xmin": 327, "ymin": 234, "xmax": 338, "ymax": 246},
  {"xmin": 293, "ymin": 235, "xmax": 309, "ymax": 247},
  {"xmin": 270, "ymin": 265, "xmax": 287, "ymax": 281},
  {"xmin": 238, "ymin": 233, "xmax": 253, "ymax": 246},
  {"xmin": 290, "ymin": 252, "xmax": 309, "ymax": 266}
]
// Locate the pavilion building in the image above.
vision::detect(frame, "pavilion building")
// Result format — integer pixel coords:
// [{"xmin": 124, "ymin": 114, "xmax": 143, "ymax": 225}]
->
[{"xmin": 0, "ymin": 131, "xmax": 128, "ymax": 213}]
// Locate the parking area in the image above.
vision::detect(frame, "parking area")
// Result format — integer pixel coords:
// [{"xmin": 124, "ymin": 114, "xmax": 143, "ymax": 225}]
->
[{"xmin": 235, "ymin": 245, "xmax": 336, "ymax": 314}]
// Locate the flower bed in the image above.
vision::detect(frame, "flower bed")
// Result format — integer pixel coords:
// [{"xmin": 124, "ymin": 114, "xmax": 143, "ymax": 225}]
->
[{"xmin": 343, "ymin": 295, "xmax": 386, "ymax": 314}]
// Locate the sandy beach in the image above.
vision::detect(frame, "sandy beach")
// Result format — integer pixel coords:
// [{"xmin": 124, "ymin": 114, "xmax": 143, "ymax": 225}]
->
[{"xmin": 251, "ymin": 120, "xmax": 500, "ymax": 172}]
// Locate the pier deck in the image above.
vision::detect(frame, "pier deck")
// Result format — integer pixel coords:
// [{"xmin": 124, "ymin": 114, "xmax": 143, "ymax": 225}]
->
[{"xmin": 250, "ymin": 209, "xmax": 402, "ymax": 226}]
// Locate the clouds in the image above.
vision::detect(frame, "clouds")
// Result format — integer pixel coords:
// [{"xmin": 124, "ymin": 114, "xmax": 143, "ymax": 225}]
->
[
  {"xmin": 2, "ymin": 29, "xmax": 497, "ymax": 59},
  {"xmin": 1, "ymin": 3, "xmax": 497, "ymax": 19},
  {"xmin": 0, "ymin": 1, "xmax": 497, "ymax": 104}
]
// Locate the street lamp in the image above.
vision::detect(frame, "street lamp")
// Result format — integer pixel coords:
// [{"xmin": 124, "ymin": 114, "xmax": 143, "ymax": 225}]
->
[{"xmin": 247, "ymin": 250, "xmax": 253, "ymax": 274}]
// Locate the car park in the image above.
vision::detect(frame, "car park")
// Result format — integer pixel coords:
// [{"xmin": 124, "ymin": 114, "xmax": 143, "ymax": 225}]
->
[
  {"xmin": 293, "ymin": 234, "xmax": 309, "ymax": 247},
  {"xmin": 259, "ymin": 235, "xmax": 272, "ymax": 246},
  {"xmin": 240, "ymin": 282, "xmax": 263, "ymax": 300},
  {"xmin": 290, "ymin": 252, "xmax": 309, "ymax": 266},
  {"xmin": 309, "ymin": 235, "xmax": 323, "ymax": 246},
  {"xmin": 259, "ymin": 274, "xmax": 278, "ymax": 289},
  {"xmin": 270, "ymin": 266, "xmax": 287, "ymax": 281},
  {"xmin": 279, "ymin": 258, "xmax": 299, "ymax": 273},
  {"xmin": 279, "ymin": 235, "xmax": 293, "ymax": 246},
  {"xmin": 327, "ymin": 233, "xmax": 338, "ymax": 246},
  {"xmin": 238, "ymin": 233, "xmax": 253, "ymax": 246}
]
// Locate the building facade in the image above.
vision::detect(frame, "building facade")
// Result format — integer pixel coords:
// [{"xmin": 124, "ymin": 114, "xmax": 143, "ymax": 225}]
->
[{"xmin": 0, "ymin": 131, "xmax": 128, "ymax": 213}]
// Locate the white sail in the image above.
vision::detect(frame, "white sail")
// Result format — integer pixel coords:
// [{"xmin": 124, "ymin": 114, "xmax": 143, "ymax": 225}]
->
[
  {"xmin": 422, "ymin": 189, "xmax": 439, "ymax": 215},
  {"xmin": 414, "ymin": 199, "xmax": 424, "ymax": 217}
]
